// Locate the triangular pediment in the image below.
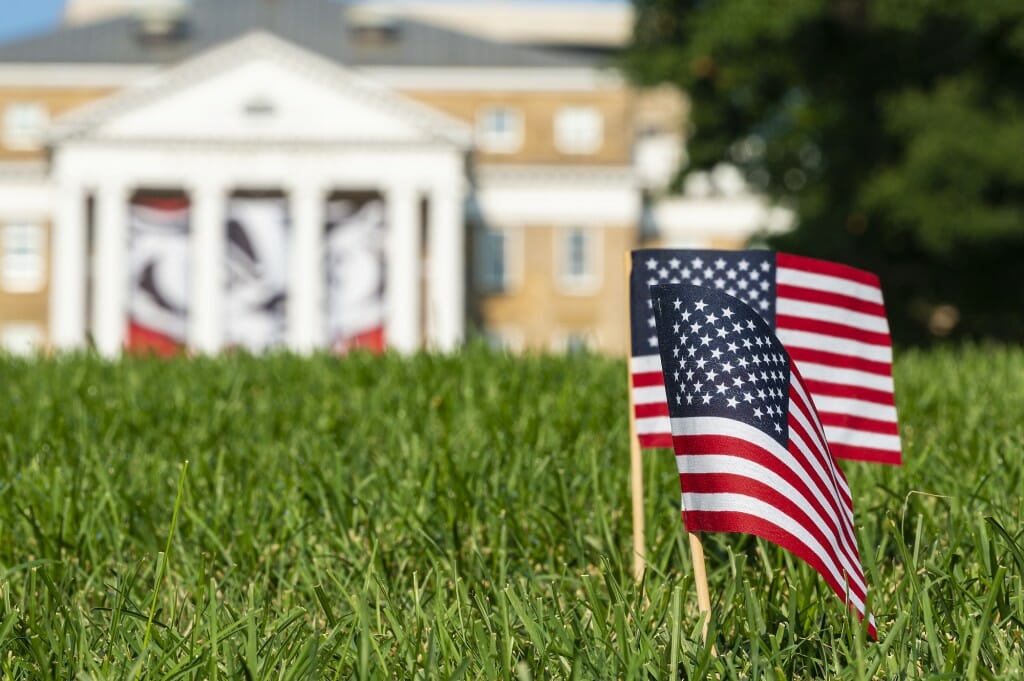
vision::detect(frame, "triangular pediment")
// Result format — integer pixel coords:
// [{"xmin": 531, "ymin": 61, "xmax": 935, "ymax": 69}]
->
[{"xmin": 53, "ymin": 31, "xmax": 471, "ymax": 147}]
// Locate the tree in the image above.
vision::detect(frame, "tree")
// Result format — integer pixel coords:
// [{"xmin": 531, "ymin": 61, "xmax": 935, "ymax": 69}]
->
[{"xmin": 626, "ymin": 0, "xmax": 1024, "ymax": 344}]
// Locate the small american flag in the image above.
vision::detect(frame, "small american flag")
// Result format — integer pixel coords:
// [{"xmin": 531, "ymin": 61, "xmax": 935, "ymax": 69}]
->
[
  {"xmin": 650, "ymin": 283, "xmax": 876, "ymax": 637},
  {"xmin": 630, "ymin": 249, "xmax": 901, "ymax": 465}
]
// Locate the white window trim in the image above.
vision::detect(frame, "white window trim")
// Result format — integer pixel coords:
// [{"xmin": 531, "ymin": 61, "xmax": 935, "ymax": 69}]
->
[
  {"xmin": 2, "ymin": 223, "xmax": 46, "ymax": 293},
  {"xmin": 554, "ymin": 226, "xmax": 603, "ymax": 295},
  {"xmin": 3, "ymin": 102, "xmax": 49, "ymax": 151},
  {"xmin": 554, "ymin": 105, "xmax": 604, "ymax": 155},
  {"xmin": 475, "ymin": 106, "xmax": 524, "ymax": 154},
  {"xmin": 476, "ymin": 224, "xmax": 523, "ymax": 294}
]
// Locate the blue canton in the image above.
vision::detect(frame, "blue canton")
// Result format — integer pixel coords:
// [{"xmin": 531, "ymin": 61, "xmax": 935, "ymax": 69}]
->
[
  {"xmin": 650, "ymin": 283, "xmax": 790, "ymax": 447},
  {"xmin": 629, "ymin": 249, "xmax": 777, "ymax": 357}
]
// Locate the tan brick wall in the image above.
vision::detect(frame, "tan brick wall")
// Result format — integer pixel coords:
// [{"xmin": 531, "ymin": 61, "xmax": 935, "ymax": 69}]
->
[
  {"xmin": 0, "ymin": 87, "xmax": 115, "ymax": 160},
  {"xmin": 406, "ymin": 88, "xmax": 633, "ymax": 166},
  {"xmin": 477, "ymin": 224, "xmax": 636, "ymax": 355}
]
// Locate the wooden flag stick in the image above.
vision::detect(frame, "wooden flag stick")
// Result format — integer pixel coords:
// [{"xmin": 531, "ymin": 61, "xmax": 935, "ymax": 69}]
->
[
  {"xmin": 687, "ymin": 527, "xmax": 713, "ymax": 645},
  {"xmin": 624, "ymin": 252, "xmax": 646, "ymax": 582}
]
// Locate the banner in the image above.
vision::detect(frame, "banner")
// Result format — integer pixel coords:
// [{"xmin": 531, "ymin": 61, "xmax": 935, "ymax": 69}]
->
[
  {"xmin": 224, "ymin": 196, "xmax": 290, "ymax": 352},
  {"xmin": 127, "ymin": 197, "xmax": 190, "ymax": 355},
  {"xmin": 324, "ymin": 194, "xmax": 387, "ymax": 353}
]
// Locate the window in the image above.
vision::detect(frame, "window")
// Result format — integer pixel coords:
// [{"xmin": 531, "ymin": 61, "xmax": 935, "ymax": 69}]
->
[
  {"xmin": 554, "ymin": 106, "xmax": 603, "ymax": 154},
  {"xmin": 476, "ymin": 226, "xmax": 510, "ymax": 292},
  {"xmin": 3, "ymin": 103, "xmax": 48, "ymax": 150},
  {"xmin": 476, "ymin": 106, "xmax": 523, "ymax": 153},
  {"xmin": 1, "ymin": 323, "xmax": 43, "ymax": 355},
  {"xmin": 2, "ymin": 224, "xmax": 46, "ymax": 292},
  {"xmin": 556, "ymin": 227, "xmax": 601, "ymax": 293}
]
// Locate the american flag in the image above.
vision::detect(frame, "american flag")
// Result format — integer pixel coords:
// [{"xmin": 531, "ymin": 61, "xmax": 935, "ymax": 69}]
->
[
  {"xmin": 629, "ymin": 249, "xmax": 901, "ymax": 465},
  {"xmin": 650, "ymin": 283, "xmax": 876, "ymax": 637}
]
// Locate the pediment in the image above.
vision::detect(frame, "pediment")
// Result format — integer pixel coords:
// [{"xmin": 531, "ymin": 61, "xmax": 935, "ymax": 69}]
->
[{"xmin": 54, "ymin": 32, "xmax": 471, "ymax": 147}]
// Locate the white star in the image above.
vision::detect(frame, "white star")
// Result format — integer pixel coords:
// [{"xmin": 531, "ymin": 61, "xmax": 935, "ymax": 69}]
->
[
  {"xmin": 694, "ymin": 300, "xmax": 708, "ymax": 311},
  {"xmin": 646, "ymin": 258, "xmax": 658, "ymax": 270},
  {"xmin": 670, "ymin": 278, "xmax": 680, "ymax": 284},
  {"xmin": 760, "ymin": 261, "xmax": 771, "ymax": 272},
  {"xmin": 695, "ymin": 358, "xmax": 707, "ymax": 369},
  {"xmin": 726, "ymin": 397, "xmax": 739, "ymax": 408},
  {"xmin": 710, "ymin": 348, "xmax": 722, "ymax": 360},
  {"xmin": 706, "ymin": 369, "xmax": 719, "ymax": 381},
  {"xmin": 738, "ymin": 280, "xmax": 749, "ymax": 290},
  {"xmin": 714, "ymin": 278, "xmax": 725, "ymax": 289},
  {"xmin": 732, "ymin": 376, "xmax": 744, "ymax": 388},
  {"xmin": 737, "ymin": 357, "xmax": 749, "ymax": 368},
  {"xmin": 726, "ymin": 269, "xmax": 737, "ymax": 280},
  {"xmin": 692, "ymin": 277, "xmax": 703, "ymax": 286},
  {"xmin": 669, "ymin": 257, "xmax": 681, "ymax": 269},
  {"xmin": 672, "ymin": 322, "xmax": 681, "ymax": 333},
  {"xmin": 721, "ymin": 308, "xmax": 734, "ymax": 319},
  {"xmin": 690, "ymin": 322, "xmax": 701, "ymax": 333},
  {"xmin": 774, "ymin": 423, "xmax": 783, "ymax": 433},
  {"xmin": 738, "ymin": 259, "xmax": 749, "ymax": 271},
  {"xmin": 752, "ymin": 407, "xmax": 763, "ymax": 419},
  {"xmin": 760, "ymin": 281, "xmax": 770, "ymax": 291},
  {"xmin": 742, "ymin": 392, "xmax": 754, "ymax": 403},
  {"xmin": 685, "ymin": 369, "xmax": 695, "ymax": 381},
  {"xmin": 699, "ymin": 333, "xmax": 712, "ymax": 346},
  {"xmin": 726, "ymin": 288, "xmax": 737, "ymax": 297},
  {"xmin": 672, "ymin": 298, "xmax": 682, "ymax": 310},
  {"xmin": 648, "ymin": 316, "xmax": 656, "ymax": 328},
  {"xmin": 726, "ymin": 342, "xmax": 738, "ymax": 353},
  {"xmin": 716, "ymin": 327, "xmax": 728, "ymax": 339},
  {"xmin": 659, "ymin": 268, "xmax": 669, "ymax": 279},
  {"xmin": 701, "ymin": 394, "xmax": 712, "ymax": 405},
  {"xmin": 705, "ymin": 312, "xmax": 718, "ymax": 325},
  {"xmin": 703, "ymin": 267, "xmax": 714, "ymax": 279},
  {"xmin": 687, "ymin": 346, "xmax": 697, "ymax": 357},
  {"xmin": 691, "ymin": 257, "xmax": 704, "ymax": 269},
  {"xmin": 681, "ymin": 267, "xmax": 692, "ymax": 278},
  {"xmin": 749, "ymin": 290, "xmax": 760, "ymax": 300},
  {"xmin": 750, "ymin": 271, "xmax": 761, "ymax": 281},
  {"xmin": 680, "ymin": 310, "xmax": 691, "ymax": 321},
  {"xmin": 714, "ymin": 258, "xmax": 727, "ymax": 270},
  {"xmin": 686, "ymin": 394, "xmax": 694, "ymax": 405},
  {"xmin": 759, "ymin": 300, "xmax": 770, "ymax": 311},
  {"xmin": 647, "ymin": 277, "xmax": 658, "ymax": 286},
  {"xmin": 747, "ymin": 320, "xmax": 757, "ymax": 330},
  {"xmin": 648, "ymin": 336, "xmax": 658, "ymax": 347},
  {"xmin": 721, "ymin": 361, "xmax": 734, "ymax": 373},
  {"xmin": 693, "ymin": 380, "xmax": 703, "ymax": 392},
  {"xmin": 716, "ymin": 384, "xmax": 728, "ymax": 395}
]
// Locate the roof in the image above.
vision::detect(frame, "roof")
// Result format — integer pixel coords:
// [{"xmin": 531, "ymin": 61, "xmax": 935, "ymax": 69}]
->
[{"xmin": 0, "ymin": 0, "xmax": 599, "ymax": 69}]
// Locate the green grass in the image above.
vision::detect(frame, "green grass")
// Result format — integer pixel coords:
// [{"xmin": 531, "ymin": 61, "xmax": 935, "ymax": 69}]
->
[{"xmin": 0, "ymin": 344, "xmax": 1022, "ymax": 679}]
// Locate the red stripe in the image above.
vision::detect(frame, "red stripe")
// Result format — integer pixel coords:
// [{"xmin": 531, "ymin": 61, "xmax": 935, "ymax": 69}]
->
[
  {"xmin": 777, "ymin": 315, "xmax": 892, "ymax": 347},
  {"xmin": 634, "ymin": 402, "xmax": 669, "ymax": 418},
  {"xmin": 639, "ymin": 433, "xmax": 673, "ymax": 449},
  {"xmin": 682, "ymin": 470, "xmax": 863, "ymax": 578},
  {"xmin": 802, "ymin": 378, "xmax": 895, "ymax": 406},
  {"xmin": 682, "ymin": 509, "xmax": 874, "ymax": 637},
  {"xmin": 777, "ymin": 284, "xmax": 887, "ymax": 318},
  {"xmin": 777, "ymin": 253, "xmax": 880, "ymax": 289},
  {"xmin": 818, "ymin": 412, "xmax": 900, "ymax": 436},
  {"xmin": 829, "ymin": 442, "xmax": 902, "ymax": 466},
  {"xmin": 631, "ymin": 371, "xmax": 665, "ymax": 388},
  {"xmin": 787, "ymin": 346, "xmax": 892, "ymax": 377},
  {"xmin": 674, "ymin": 431, "xmax": 854, "ymax": 551}
]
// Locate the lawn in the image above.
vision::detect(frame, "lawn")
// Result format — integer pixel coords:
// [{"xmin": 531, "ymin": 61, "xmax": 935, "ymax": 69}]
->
[{"xmin": 0, "ymin": 345, "xmax": 1022, "ymax": 679}]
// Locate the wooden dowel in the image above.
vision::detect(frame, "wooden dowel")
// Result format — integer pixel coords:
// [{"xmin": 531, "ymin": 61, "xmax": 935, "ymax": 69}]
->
[{"xmin": 624, "ymin": 251, "xmax": 646, "ymax": 582}]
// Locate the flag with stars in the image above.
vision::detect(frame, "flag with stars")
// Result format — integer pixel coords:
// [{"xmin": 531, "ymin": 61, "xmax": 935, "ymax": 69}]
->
[
  {"xmin": 629, "ymin": 249, "xmax": 901, "ymax": 465},
  {"xmin": 651, "ymin": 283, "xmax": 876, "ymax": 637}
]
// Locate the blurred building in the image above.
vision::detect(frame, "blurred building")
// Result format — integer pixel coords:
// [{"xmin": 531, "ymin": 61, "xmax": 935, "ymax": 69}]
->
[{"xmin": 0, "ymin": 0, "xmax": 788, "ymax": 356}]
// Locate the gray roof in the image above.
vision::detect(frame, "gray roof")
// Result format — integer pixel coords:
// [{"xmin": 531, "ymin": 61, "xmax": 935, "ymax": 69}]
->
[{"xmin": 0, "ymin": 0, "xmax": 599, "ymax": 69}]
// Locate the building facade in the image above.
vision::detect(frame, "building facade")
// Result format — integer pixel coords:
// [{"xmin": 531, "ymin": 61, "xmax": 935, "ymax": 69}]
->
[{"xmin": 0, "ymin": 0, "xmax": 785, "ymax": 356}]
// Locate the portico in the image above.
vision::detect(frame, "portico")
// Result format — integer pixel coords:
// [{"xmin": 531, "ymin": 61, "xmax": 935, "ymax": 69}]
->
[{"xmin": 47, "ymin": 32, "xmax": 471, "ymax": 356}]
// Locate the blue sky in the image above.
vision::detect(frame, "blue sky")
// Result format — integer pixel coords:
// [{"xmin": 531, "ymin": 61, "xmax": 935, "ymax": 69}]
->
[
  {"xmin": 0, "ymin": 0, "xmax": 626, "ymax": 47},
  {"xmin": 0, "ymin": 0, "xmax": 66, "ymax": 45}
]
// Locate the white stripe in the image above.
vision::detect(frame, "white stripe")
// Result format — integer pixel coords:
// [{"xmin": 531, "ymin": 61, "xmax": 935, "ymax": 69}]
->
[
  {"xmin": 636, "ymin": 416, "xmax": 671, "ymax": 435},
  {"xmin": 681, "ymin": 455, "xmax": 866, "ymax": 594},
  {"xmin": 787, "ymin": 419, "xmax": 857, "ymax": 538},
  {"xmin": 776, "ymin": 328, "xmax": 893, "ymax": 363},
  {"xmin": 671, "ymin": 416, "xmax": 856, "ymax": 544},
  {"xmin": 682, "ymin": 491, "xmax": 867, "ymax": 614},
  {"xmin": 787, "ymin": 395, "xmax": 855, "ymax": 507},
  {"xmin": 633, "ymin": 386, "xmax": 667, "ymax": 404},
  {"xmin": 630, "ymin": 355, "xmax": 662, "ymax": 373},
  {"xmin": 788, "ymin": 381, "xmax": 855, "ymax": 505},
  {"xmin": 776, "ymin": 298, "xmax": 890, "ymax": 334},
  {"xmin": 812, "ymin": 396, "xmax": 898, "ymax": 423},
  {"xmin": 823, "ymin": 426, "xmax": 902, "ymax": 452},
  {"xmin": 796, "ymin": 362, "xmax": 895, "ymax": 393},
  {"xmin": 777, "ymin": 266, "xmax": 883, "ymax": 305}
]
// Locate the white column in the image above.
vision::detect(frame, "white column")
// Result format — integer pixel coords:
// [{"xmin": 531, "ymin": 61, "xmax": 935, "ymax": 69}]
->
[
  {"xmin": 427, "ymin": 183, "xmax": 465, "ymax": 351},
  {"xmin": 92, "ymin": 183, "xmax": 129, "ymax": 357},
  {"xmin": 189, "ymin": 182, "xmax": 225, "ymax": 354},
  {"xmin": 49, "ymin": 184, "xmax": 88, "ymax": 350},
  {"xmin": 287, "ymin": 183, "xmax": 325, "ymax": 353},
  {"xmin": 385, "ymin": 183, "xmax": 421, "ymax": 352}
]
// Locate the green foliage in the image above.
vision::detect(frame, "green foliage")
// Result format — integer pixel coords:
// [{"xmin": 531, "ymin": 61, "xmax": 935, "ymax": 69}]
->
[
  {"xmin": 626, "ymin": 0, "xmax": 1024, "ymax": 344},
  {"xmin": 0, "ymin": 346, "xmax": 1022, "ymax": 678}
]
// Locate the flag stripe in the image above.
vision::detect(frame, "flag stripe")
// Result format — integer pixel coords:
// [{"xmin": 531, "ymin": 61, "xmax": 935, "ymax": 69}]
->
[
  {"xmin": 776, "ymin": 299, "xmax": 891, "ymax": 335},
  {"xmin": 636, "ymin": 415, "xmax": 671, "ymax": 435},
  {"xmin": 818, "ymin": 426, "xmax": 902, "ymax": 451},
  {"xmin": 778, "ymin": 329, "xmax": 893, "ymax": 364},
  {"xmin": 812, "ymin": 395, "xmax": 898, "ymax": 423},
  {"xmin": 681, "ymin": 493, "xmax": 867, "ymax": 615},
  {"xmin": 632, "ymin": 372, "xmax": 666, "ymax": 388},
  {"xmin": 632, "ymin": 385, "xmax": 667, "ymax": 404},
  {"xmin": 802, "ymin": 378, "xmax": 896, "ymax": 406},
  {"xmin": 787, "ymin": 346, "xmax": 893, "ymax": 376},
  {"xmin": 639, "ymin": 433, "xmax": 673, "ymax": 448},
  {"xmin": 634, "ymin": 402, "xmax": 669, "ymax": 418},
  {"xmin": 829, "ymin": 442, "xmax": 901, "ymax": 464},
  {"xmin": 818, "ymin": 412, "xmax": 901, "ymax": 436},
  {"xmin": 631, "ymin": 355, "xmax": 662, "ymax": 373},
  {"xmin": 776, "ymin": 284, "xmax": 886, "ymax": 318},
  {"xmin": 776, "ymin": 314, "xmax": 892, "ymax": 347},
  {"xmin": 777, "ymin": 253, "xmax": 882, "ymax": 291},
  {"xmin": 797, "ymin": 362, "xmax": 895, "ymax": 393}
]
